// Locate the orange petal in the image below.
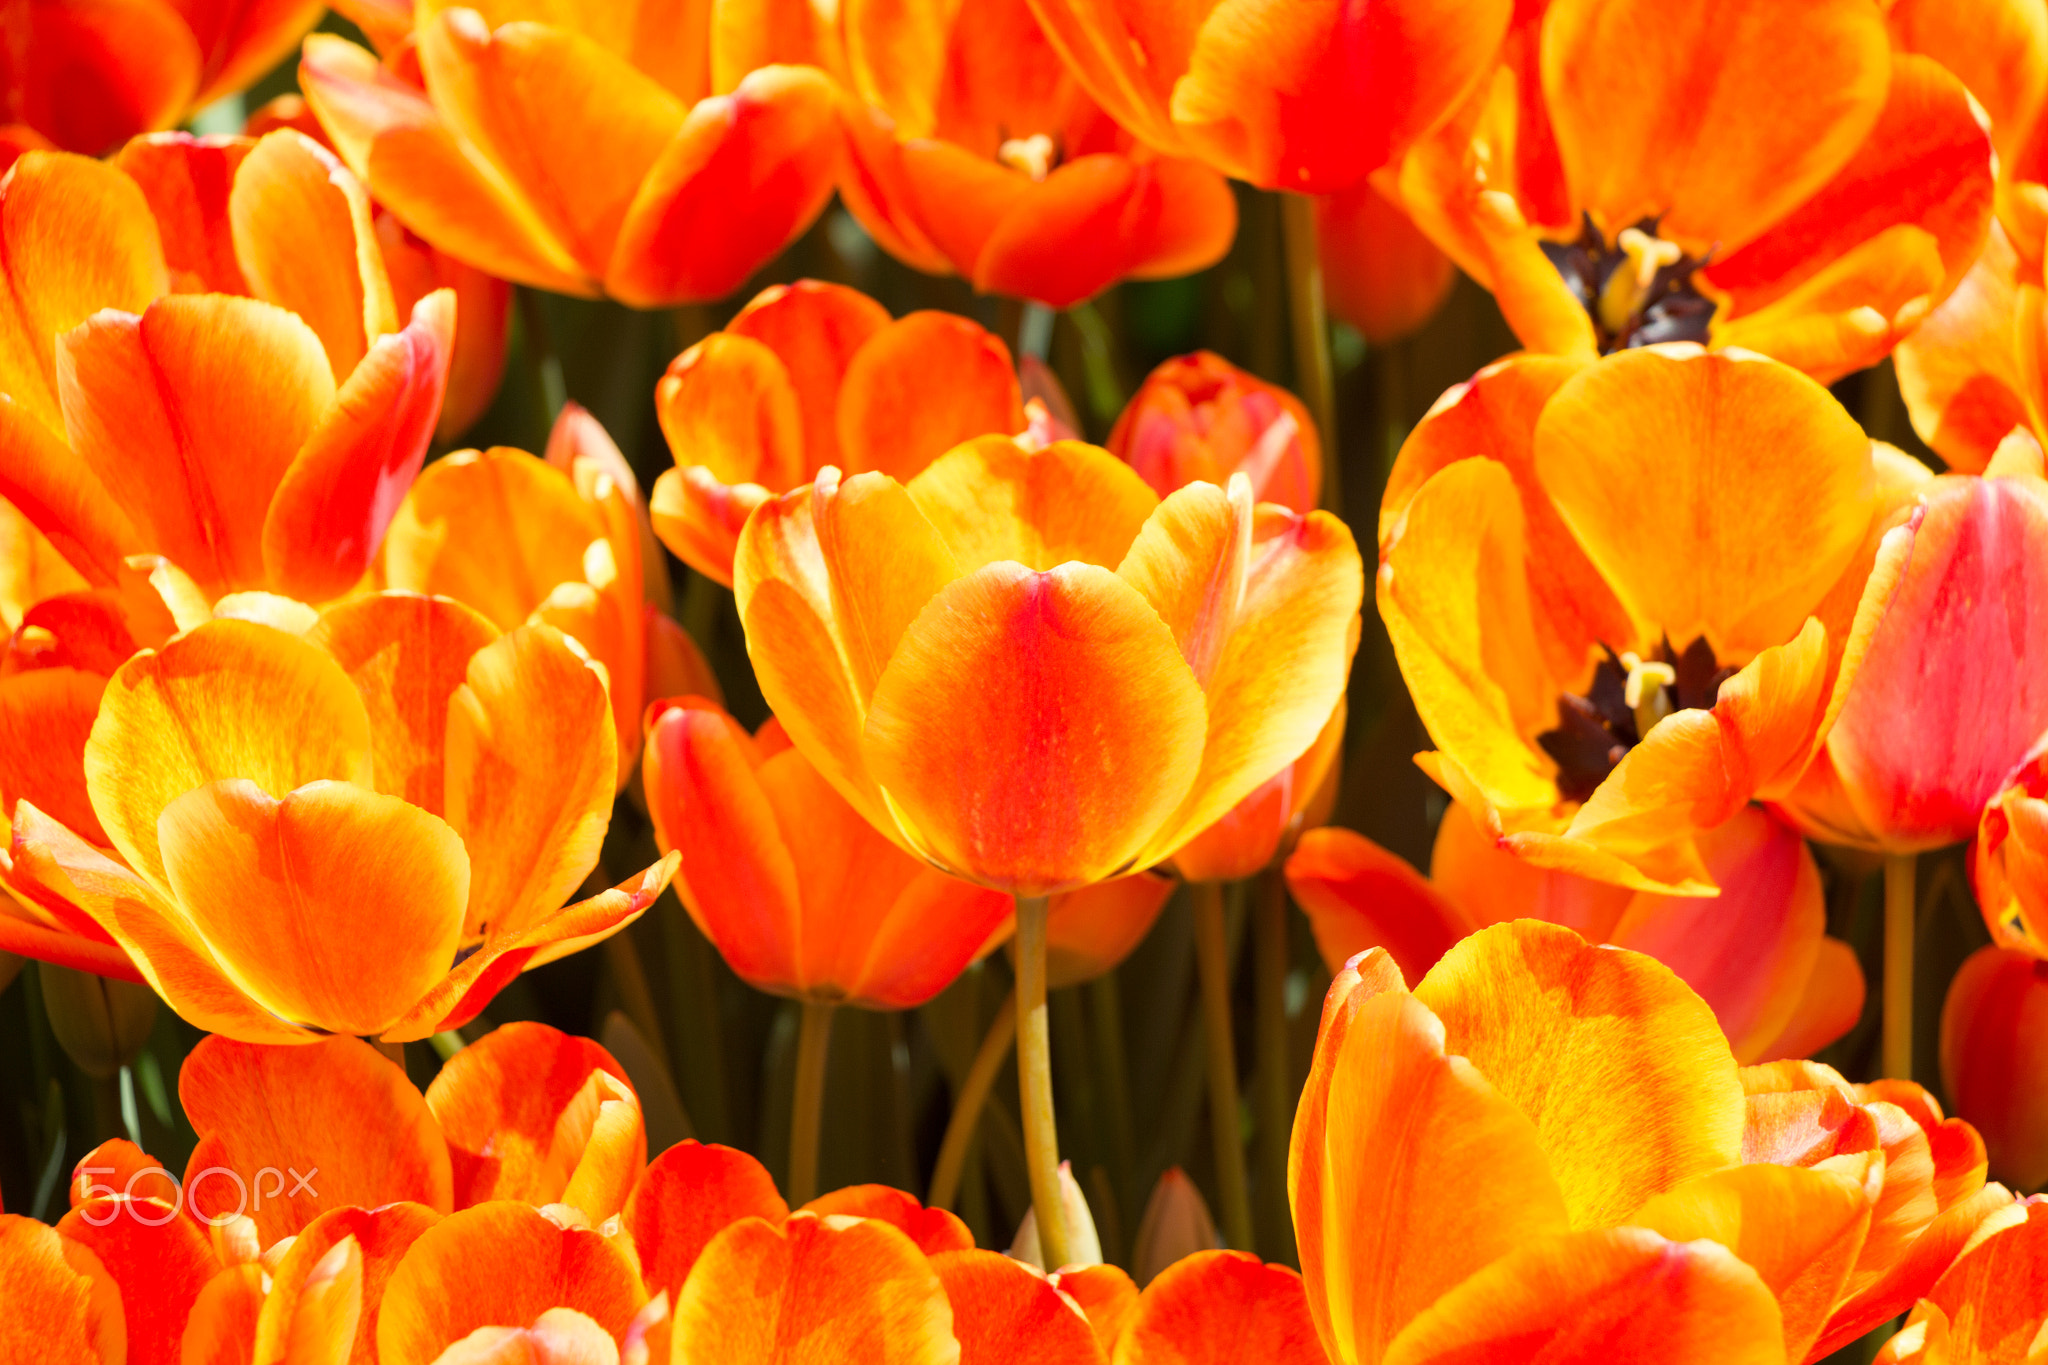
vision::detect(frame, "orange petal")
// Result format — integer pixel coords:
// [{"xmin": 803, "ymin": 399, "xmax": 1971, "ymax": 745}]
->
[
  {"xmin": 1108, "ymin": 349, "xmax": 1321, "ymax": 512},
  {"xmin": 228, "ymin": 128, "xmax": 397, "ymax": 383},
  {"xmin": 1042, "ymin": 870, "xmax": 1176, "ymax": 988},
  {"xmin": 907, "ymin": 437, "xmax": 1153, "ymax": 573},
  {"xmin": 1318, "ymin": 178, "xmax": 1455, "ymax": 344},
  {"xmin": 1115, "ymin": 1250, "xmax": 1323, "ymax": 1365},
  {"xmin": 647, "ymin": 465, "xmax": 770, "ymax": 588},
  {"xmin": 0, "ymin": 149, "xmax": 168, "ymax": 433},
  {"xmin": 1380, "ymin": 1226, "xmax": 1786, "ymax": 1365},
  {"xmin": 669, "ymin": 1212, "xmax": 957, "ymax": 1364},
  {"xmin": 254, "ymin": 1202, "xmax": 441, "ymax": 1365},
  {"xmin": 424, "ymin": 1021, "xmax": 644, "ymax": 1213},
  {"xmin": 1754, "ymin": 936, "xmax": 1868, "ymax": 1066},
  {"xmin": 380, "ymin": 855, "xmax": 677, "ymax": 1041},
  {"xmin": 1285, "ymin": 825, "xmax": 1471, "ymax": 983},
  {"xmin": 622, "ymin": 1141, "xmax": 789, "ymax": 1304},
  {"xmin": 800, "ymin": 1187, "xmax": 971, "ymax": 1256},
  {"xmin": 183, "ymin": 1262, "xmax": 267, "ymax": 1365},
  {"xmin": 308, "ymin": 591, "xmax": 500, "ymax": 814},
  {"xmin": 1540, "ymin": 0, "xmax": 1890, "ymax": 256},
  {"xmin": 1412, "ymin": 919, "xmax": 1746, "ymax": 1229},
  {"xmin": 0, "ymin": 665, "xmax": 106, "ymax": 844},
  {"xmin": 1914, "ymin": 1198, "xmax": 2048, "ymax": 1362},
  {"xmin": 968, "ymin": 155, "xmax": 1186, "ymax": 309},
  {"xmin": 838, "ymin": 312, "xmax": 1024, "ymax": 482},
  {"xmin": 7, "ymin": 0, "xmax": 199, "ymax": 155},
  {"xmin": 113, "ymin": 132, "xmax": 252, "ymax": 295},
  {"xmin": 69, "ymin": 1137, "xmax": 179, "ymax": 1210},
  {"xmin": 1051, "ymin": 1263, "xmax": 1138, "ymax": 1354},
  {"xmin": 181, "ymin": 1033, "xmax": 453, "ymax": 1244},
  {"xmin": 444, "ymin": 623, "xmax": 615, "ymax": 938},
  {"xmin": 606, "ymin": 64, "xmax": 843, "ymax": 307},
  {"xmin": 863, "ymin": 560, "xmax": 1206, "ymax": 894},
  {"xmin": 84, "ymin": 618, "xmax": 374, "ymax": 895},
  {"xmin": 1428, "ymin": 798, "xmax": 1635, "ymax": 943},
  {"xmin": 0, "ymin": 1214, "xmax": 124, "ymax": 1362},
  {"xmin": 930, "ymin": 1248, "xmax": 1105, "ymax": 1363},
  {"xmin": 1896, "ymin": 220, "xmax": 2034, "ymax": 475},
  {"xmin": 1532, "ymin": 347, "xmax": 1874, "ymax": 659},
  {"xmin": 57, "ymin": 293, "xmax": 336, "ymax": 595},
  {"xmin": 374, "ymin": 1202, "xmax": 647, "ymax": 1364},
  {"xmin": 1941, "ymin": 946, "xmax": 2048, "ymax": 1193},
  {"xmin": 724, "ymin": 280, "xmax": 892, "ymax": 473},
  {"xmin": 263, "ymin": 289, "xmax": 456, "ymax": 603},
  {"xmin": 0, "ymin": 394, "xmax": 143, "ymax": 588},
  {"xmin": 56, "ymin": 1195, "xmax": 222, "ymax": 1364},
  {"xmin": 655, "ymin": 331, "xmax": 807, "ymax": 491},
  {"xmin": 297, "ymin": 34, "xmax": 590, "ymax": 294}
]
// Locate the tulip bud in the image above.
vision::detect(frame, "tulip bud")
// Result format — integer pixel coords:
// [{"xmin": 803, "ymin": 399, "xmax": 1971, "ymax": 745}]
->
[
  {"xmin": 1130, "ymin": 1168, "xmax": 1222, "ymax": 1287},
  {"xmin": 1008, "ymin": 1161, "xmax": 1103, "ymax": 1270},
  {"xmin": 1973, "ymin": 737, "xmax": 2048, "ymax": 955},
  {"xmin": 1941, "ymin": 945, "xmax": 2048, "ymax": 1190},
  {"xmin": 1108, "ymin": 352, "xmax": 1322, "ymax": 510},
  {"xmin": 40, "ymin": 963, "xmax": 157, "ymax": 1080}
]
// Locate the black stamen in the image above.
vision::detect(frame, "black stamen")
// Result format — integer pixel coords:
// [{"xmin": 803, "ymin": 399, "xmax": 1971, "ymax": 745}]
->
[{"xmin": 1535, "ymin": 635, "xmax": 1732, "ymax": 803}]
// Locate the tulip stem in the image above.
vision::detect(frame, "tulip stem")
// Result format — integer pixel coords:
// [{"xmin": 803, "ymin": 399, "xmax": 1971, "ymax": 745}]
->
[
  {"xmin": 1015, "ymin": 893, "xmax": 1074, "ymax": 1269},
  {"xmin": 1193, "ymin": 881, "xmax": 1256, "ymax": 1253},
  {"xmin": 1883, "ymin": 853, "xmax": 1918, "ymax": 1080},
  {"xmin": 929, "ymin": 987, "xmax": 1019, "ymax": 1211},
  {"xmin": 789, "ymin": 1000, "xmax": 836, "ymax": 1206},
  {"xmin": 1253, "ymin": 865, "xmax": 1297, "ymax": 1263},
  {"xmin": 1280, "ymin": 191, "xmax": 1340, "ymax": 517}
]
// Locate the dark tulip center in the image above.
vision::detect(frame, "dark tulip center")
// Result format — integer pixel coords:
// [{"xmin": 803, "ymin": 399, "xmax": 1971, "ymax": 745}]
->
[
  {"xmin": 1542, "ymin": 215, "xmax": 1716, "ymax": 352},
  {"xmin": 1537, "ymin": 635, "xmax": 1736, "ymax": 802}
]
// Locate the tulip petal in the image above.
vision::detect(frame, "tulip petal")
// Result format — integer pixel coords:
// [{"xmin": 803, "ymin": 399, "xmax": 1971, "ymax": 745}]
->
[
  {"xmin": 838, "ymin": 313, "xmax": 1024, "ymax": 482},
  {"xmin": 670, "ymin": 1212, "xmax": 958, "ymax": 1364},
  {"xmin": 298, "ymin": 34, "xmax": 591, "ymax": 294},
  {"xmin": 264, "ymin": 289, "xmax": 456, "ymax": 603},
  {"xmin": 725, "ymin": 280, "xmax": 892, "ymax": 472},
  {"xmin": 622, "ymin": 1141, "xmax": 789, "ymax": 1304},
  {"xmin": 933, "ymin": 1248, "xmax": 1105, "ymax": 1363},
  {"xmin": 85, "ymin": 618, "xmax": 374, "ymax": 894},
  {"xmin": 1428, "ymin": 798, "xmax": 1635, "ymax": 943},
  {"xmin": 183, "ymin": 1262, "xmax": 267, "ymax": 1365},
  {"xmin": 968, "ymin": 155, "xmax": 1152, "ymax": 309},
  {"xmin": 908, "ymin": 437, "xmax": 1155, "ymax": 574},
  {"xmin": 9, "ymin": 0, "xmax": 200, "ymax": 155},
  {"xmin": 1915, "ymin": 1199, "xmax": 2048, "ymax": 1362},
  {"xmin": 0, "ymin": 393, "xmax": 142, "ymax": 587},
  {"xmin": 655, "ymin": 331, "xmax": 808, "ymax": 490},
  {"xmin": 1113, "ymin": 1250, "xmax": 1322, "ymax": 1365},
  {"xmin": 1895, "ymin": 221, "xmax": 2032, "ymax": 475},
  {"xmin": 0, "ymin": 666, "xmax": 106, "ymax": 844},
  {"xmin": 802, "ymin": 1186, "xmax": 975, "ymax": 1255},
  {"xmin": 157, "ymin": 777, "xmax": 469, "ymax": 1035},
  {"xmin": 0, "ymin": 149, "xmax": 168, "ymax": 432},
  {"xmin": 376, "ymin": 1202, "xmax": 646, "ymax": 1364},
  {"xmin": 1319, "ymin": 178, "xmax": 1456, "ymax": 344},
  {"xmin": 863, "ymin": 560, "xmax": 1206, "ymax": 894},
  {"xmin": 1817, "ymin": 1180, "xmax": 2022, "ymax": 1359},
  {"xmin": 0, "ymin": 1215, "xmax": 123, "ymax": 1363},
  {"xmin": 57, "ymin": 1196, "xmax": 221, "ymax": 1364},
  {"xmin": 1041, "ymin": 871, "xmax": 1176, "ymax": 988},
  {"xmin": 255, "ymin": 1203, "xmax": 441, "ymax": 1365},
  {"xmin": 58, "ymin": 292, "xmax": 339, "ymax": 595},
  {"xmin": 1754, "ymin": 937, "xmax": 1867, "ymax": 1066},
  {"xmin": 1413, "ymin": 919, "xmax": 1746, "ymax": 1229},
  {"xmin": 1285, "ymin": 825, "xmax": 1471, "ymax": 984},
  {"xmin": 1381, "ymin": 1226, "xmax": 1786, "ymax": 1365},
  {"xmin": 181, "ymin": 1033, "xmax": 454, "ymax": 1244},
  {"xmin": 1941, "ymin": 946, "xmax": 2048, "ymax": 1193},
  {"xmin": 113, "ymin": 132, "xmax": 251, "ymax": 295},
  {"xmin": 1533, "ymin": 347, "xmax": 1874, "ymax": 659},
  {"xmin": 1116, "ymin": 478, "xmax": 1252, "ymax": 689}
]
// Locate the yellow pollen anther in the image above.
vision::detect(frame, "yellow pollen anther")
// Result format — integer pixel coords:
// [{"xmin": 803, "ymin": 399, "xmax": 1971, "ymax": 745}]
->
[
  {"xmin": 997, "ymin": 134, "xmax": 1057, "ymax": 182},
  {"xmin": 1596, "ymin": 227, "xmax": 1684, "ymax": 337},
  {"xmin": 1618, "ymin": 651, "xmax": 1678, "ymax": 737}
]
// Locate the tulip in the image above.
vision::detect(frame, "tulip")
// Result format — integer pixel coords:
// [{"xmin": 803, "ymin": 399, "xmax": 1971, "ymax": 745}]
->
[
  {"xmin": 650, "ymin": 278, "xmax": 1025, "ymax": 586},
  {"xmin": 1318, "ymin": 180, "xmax": 1458, "ymax": 345},
  {"xmin": 0, "ymin": 141, "xmax": 453, "ymax": 606},
  {"xmin": 1022, "ymin": 0, "xmax": 1511, "ymax": 196},
  {"xmin": 825, "ymin": 0, "xmax": 1236, "ymax": 307},
  {"xmin": 297, "ymin": 4, "xmax": 841, "ymax": 306},
  {"xmin": 1395, "ymin": 0, "xmax": 1993, "ymax": 382},
  {"xmin": 1875, "ymin": 1196, "xmax": 2048, "ymax": 1364},
  {"xmin": 1107, "ymin": 352, "xmax": 1324, "ymax": 516},
  {"xmin": 1129, "ymin": 1168, "xmax": 1220, "ymax": 1288},
  {"xmin": 0, "ymin": 0, "xmax": 323, "ymax": 157},
  {"xmin": 8, "ymin": 595, "xmax": 677, "ymax": 1043},
  {"xmin": 1972, "ymin": 735, "xmax": 2048, "ymax": 957},
  {"xmin": 1380, "ymin": 345, "xmax": 1902, "ymax": 893},
  {"xmin": 737, "ymin": 432, "xmax": 1361, "ymax": 1269},
  {"xmin": 0, "ymin": 1199, "xmax": 226, "ymax": 1363},
  {"xmin": 1941, "ymin": 947, "xmax": 2048, "ymax": 1193},
  {"xmin": 1292, "ymin": 919, "xmax": 1977, "ymax": 1364},
  {"xmin": 1289, "ymin": 804, "xmax": 1866, "ymax": 1065}
]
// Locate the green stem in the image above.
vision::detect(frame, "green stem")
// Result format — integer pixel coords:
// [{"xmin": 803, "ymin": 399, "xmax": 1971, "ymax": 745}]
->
[
  {"xmin": 1015, "ymin": 894, "xmax": 1073, "ymax": 1269},
  {"xmin": 1193, "ymin": 881, "xmax": 1255, "ymax": 1252},
  {"xmin": 1884, "ymin": 853, "xmax": 1917, "ymax": 1080},
  {"xmin": 789, "ymin": 1000, "xmax": 837, "ymax": 1206},
  {"xmin": 928, "ymin": 988, "xmax": 1018, "ymax": 1211},
  {"xmin": 1253, "ymin": 865, "xmax": 1297, "ymax": 1263},
  {"xmin": 1280, "ymin": 191, "xmax": 1340, "ymax": 517},
  {"xmin": 1089, "ymin": 973, "xmax": 1137, "ymax": 1192}
]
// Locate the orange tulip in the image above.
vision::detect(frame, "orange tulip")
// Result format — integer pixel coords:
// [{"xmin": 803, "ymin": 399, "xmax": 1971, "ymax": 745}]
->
[
  {"xmin": 1875, "ymin": 1196, "xmax": 2048, "ymax": 1364},
  {"xmin": 1171, "ymin": 696, "xmax": 1343, "ymax": 884},
  {"xmin": 1379, "ymin": 345, "xmax": 1903, "ymax": 891},
  {"xmin": 1022, "ymin": 0, "xmax": 1513, "ymax": 194},
  {"xmin": 1317, "ymin": 178, "xmax": 1458, "ymax": 345},
  {"xmin": 1292, "ymin": 919, "xmax": 1974, "ymax": 1364},
  {"xmin": 650, "ymin": 278, "xmax": 1026, "ymax": 587},
  {"xmin": 245, "ymin": 91, "xmax": 512, "ymax": 443},
  {"xmin": 1288, "ymin": 803, "xmax": 1865, "ymax": 1064},
  {"xmin": 1106, "ymin": 351, "xmax": 1323, "ymax": 513},
  {"xmin": 1775, "ymin": 461, "xmax": 2048, "ymax": 853},
  {"xmin": 8, "ymin": 594, "xmax": 676, "ymax": 1042},
  {"xmin": 826, "ymin": 0, "xmax": 1236, "ymax": 307},
  {"xmin": 1395, "ymin": 0, "xmax": 1993, "ymax": 382},
  {"xmin": 297, "ymin": 2, "xmax": 842, "ymax": 307},
  {"xmin": 1941, "ymin": 947, "xmax": 2048, "ymax": 1193},
  {"xmin": 0, "ymin": 141, "xmax": 454, "ymax": 606},
  {"xmin": 1972, "ymin": 735, "xmax": 2048, "ymax": 956},
  {"xmin": 736, "ymin": 437, "xmax": 1362, "ymax": 897},
  {"xmin": 0, "ymin": 1199, "xmax": 228, "ymax": 1363},
  {"xmin": 643, "ymin": 696, "xmax": 1018, "ymax": 1009},
  {"xmin": 0, "ymin": 0, "xmax": 322, "ymax": 156}
]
